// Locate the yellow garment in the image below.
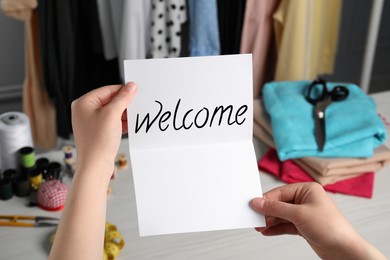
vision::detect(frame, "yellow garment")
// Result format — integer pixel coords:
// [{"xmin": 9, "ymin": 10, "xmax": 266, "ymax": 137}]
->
[
  {"xmin": 273, "ymin": 0, "xmax": 341, "ymax": 81},
  {"xmin": 1, "ymin": 0, "xmax": 57, "ymax": 148}
]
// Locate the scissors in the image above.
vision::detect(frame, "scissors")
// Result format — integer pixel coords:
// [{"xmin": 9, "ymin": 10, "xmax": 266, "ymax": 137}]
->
[
  {"xmin": 0, "ymin": 215, "xmax": 59, "ymax": 227},
  {"xmin": 305, "ymin": 79, "xmax": 349, "ymax": 151}
]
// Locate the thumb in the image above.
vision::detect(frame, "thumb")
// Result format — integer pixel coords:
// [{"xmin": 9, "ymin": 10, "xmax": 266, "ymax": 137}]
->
[
  {"xmin": 106, "ymin": 82, "xmax": 137, "ymax": 112},
  {"xmin": 251, "ymin": 198, "xmax": 298, "ymax": 223}
]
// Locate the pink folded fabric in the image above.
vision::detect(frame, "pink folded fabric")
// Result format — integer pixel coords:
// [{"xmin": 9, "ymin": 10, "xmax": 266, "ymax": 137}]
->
[{"xmin": 258, "ymin": 148, "xmax": 375, "ymax": 198}]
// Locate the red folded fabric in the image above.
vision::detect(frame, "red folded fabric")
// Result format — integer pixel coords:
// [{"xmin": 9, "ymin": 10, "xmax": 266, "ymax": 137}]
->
[{"xmin": 258, "ymin": 149, "xmax": 375, "ymax": 198}]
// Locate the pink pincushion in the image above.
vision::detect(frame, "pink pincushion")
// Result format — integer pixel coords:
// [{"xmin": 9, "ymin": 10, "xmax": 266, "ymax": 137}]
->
[{"xmin": 37, "ymin": 180, "xmax": 68, "ymax": 211}]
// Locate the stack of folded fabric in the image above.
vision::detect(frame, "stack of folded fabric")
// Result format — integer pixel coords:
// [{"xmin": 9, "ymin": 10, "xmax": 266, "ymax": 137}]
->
[{"xmin": 254, "ymin": 80, "xmax": 390, "ymax": 198}]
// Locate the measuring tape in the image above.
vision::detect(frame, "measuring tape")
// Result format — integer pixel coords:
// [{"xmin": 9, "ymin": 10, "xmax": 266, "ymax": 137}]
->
[{"xmin": 50, "ymin": 222, "xmax": 125, "ymax": 259}]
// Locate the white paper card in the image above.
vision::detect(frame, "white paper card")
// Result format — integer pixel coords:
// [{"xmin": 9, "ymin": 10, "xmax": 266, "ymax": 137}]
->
[{"xmin": 125, "ymin": 54, "xmax": 264, "ymax": 236}]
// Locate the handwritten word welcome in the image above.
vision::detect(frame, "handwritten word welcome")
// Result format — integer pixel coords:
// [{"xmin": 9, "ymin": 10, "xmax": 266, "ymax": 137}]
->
[{"xmin": 135, "ymin": 99, "xmax": 248, "ymax": 133}]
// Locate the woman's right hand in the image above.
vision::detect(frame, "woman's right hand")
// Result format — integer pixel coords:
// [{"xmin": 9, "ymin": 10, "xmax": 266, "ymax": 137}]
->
[{"xmin": 251, "ymin": 183, "xmax": 386, "ymax": 260}]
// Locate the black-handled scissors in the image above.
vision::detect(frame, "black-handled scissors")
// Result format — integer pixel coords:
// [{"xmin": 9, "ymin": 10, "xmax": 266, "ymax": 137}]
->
[{"xmin": 305, "ymin": 79, "xmax": 349, "ymax": 151}]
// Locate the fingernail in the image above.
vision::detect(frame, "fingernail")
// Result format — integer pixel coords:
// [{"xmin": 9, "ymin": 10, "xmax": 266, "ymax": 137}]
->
[
  {"xmin": 252, "ymin": 198, "xmax": 265, "ymax": 209},
  {"xmin": 255, "ymin": 227, "xmax": 267, "ymax": 232},
  {"xmin": 124, "ymin": 82, "xmax": 137, "ymax": 93}
]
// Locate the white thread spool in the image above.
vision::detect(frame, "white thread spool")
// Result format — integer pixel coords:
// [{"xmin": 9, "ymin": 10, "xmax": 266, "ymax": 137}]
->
[{"xmin": 0, "ymin": 112, "xmax": 33, "ymax": 170}]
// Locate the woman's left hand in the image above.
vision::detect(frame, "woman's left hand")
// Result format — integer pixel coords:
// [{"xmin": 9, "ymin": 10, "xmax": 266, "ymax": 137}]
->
[{"xmin": 71, "ymin": 82, "xmax": 137, "ymax": 180}]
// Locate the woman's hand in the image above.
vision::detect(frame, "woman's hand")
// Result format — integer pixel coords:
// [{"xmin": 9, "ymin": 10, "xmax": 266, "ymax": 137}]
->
[
  {"xmin": 71, "ymin": 82, "xmax": 137, "ymax": 181},
  {"xmin": 50, "ymin": 83, "xmax": 137, "ymax": 260},
  {"xmin": 251, "ymin": 183, "xmax": 386, "ymax": 260}
]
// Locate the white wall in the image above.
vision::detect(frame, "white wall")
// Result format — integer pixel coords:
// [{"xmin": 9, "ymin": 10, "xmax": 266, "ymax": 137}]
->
[
  {"xmin": 0, "ymin": 11, "xmax": 25, "ymax": 87},
  {"xmin": 0, "ymin": 11, "xmax": 24, "ymax": 112}
]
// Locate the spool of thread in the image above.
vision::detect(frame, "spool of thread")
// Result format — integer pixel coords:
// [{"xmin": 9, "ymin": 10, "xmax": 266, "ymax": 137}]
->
[
  {"xmin": 63, "ymin": 146, "xmax": 74, "ymax": 159},
  {"xmin": 0, "ymin": 112, "xmax": 33, "ymax": 170},
  {"xmin": 48, "ymin": 162, "xmax": 62, "ymax": 180},
  {"xmin": 0, "ymin": 178, "xmax": 13, "ymax": 200},
  {"xmin": 63, "ymin": 146, "xmax": 76, "ymax": 176},
  {"xmin": 28, "ymin": 168, "xmax": 43, "ymax": 190},
  {"xmin": 36, "ymin": 157, "xmax": 50, "ymax": 180},
  {"xmin": 3, "ymin": 169, "xmax": 18, "ymax": 180},
  {"xmin": 12, "ymin": 175, "xmax": 31, "ymax": 197},
  {"xmin": 19, "ymin": 146, "xmax": 35, "ymax": 169},
  {"xmin": 117, "ymin": 154, "xmax": 128, "ymax": 170}
]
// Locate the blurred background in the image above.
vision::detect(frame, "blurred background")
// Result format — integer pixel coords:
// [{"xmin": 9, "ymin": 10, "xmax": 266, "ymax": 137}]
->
[{"xmin": 0, "ymin": 0, "xmax": 389, "ymax": 145}]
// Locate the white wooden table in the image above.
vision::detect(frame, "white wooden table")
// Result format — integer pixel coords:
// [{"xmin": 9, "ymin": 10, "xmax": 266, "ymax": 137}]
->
[{"xmin": 0, "ymin": 91, "xmax": 389, "ymax": 259}]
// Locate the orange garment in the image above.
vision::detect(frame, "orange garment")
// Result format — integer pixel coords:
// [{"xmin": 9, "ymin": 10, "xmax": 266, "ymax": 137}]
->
[
  {"xmin": 273, "ymin": 0, "xmax": 341, "ymax": 81},
  {"xmin": 240, "ymin": 0, "xmax": 280, "ymax": 98},
  {"xmin": 2, "ymin": 0, "xmax": 57, "ymax": 148}
]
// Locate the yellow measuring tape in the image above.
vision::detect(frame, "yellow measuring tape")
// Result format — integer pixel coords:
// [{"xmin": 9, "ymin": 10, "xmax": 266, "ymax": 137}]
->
[
  {"xmin": 50, "ymin": 222, "xmax": 125, "ymax": 260},
  {"xmin": 104, "ymin": 223, "xmax": 125, "ymax": 260}
]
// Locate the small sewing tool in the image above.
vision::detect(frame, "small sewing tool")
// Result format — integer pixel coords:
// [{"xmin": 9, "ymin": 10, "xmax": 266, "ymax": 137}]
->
[
  {"xmin": 63, "ymin": 146, "xmax": 76, "ymax": 176},
  {"xmin": 117, "ymin": 154, "xmax": 128, "ymax": 170},
  {"xmin": 0, "ymin": 215, "xmax": 59, "ymax": 227},
  {"xmin": 305, "ymin": 78, "xmax": 349, "ymax": 151}
]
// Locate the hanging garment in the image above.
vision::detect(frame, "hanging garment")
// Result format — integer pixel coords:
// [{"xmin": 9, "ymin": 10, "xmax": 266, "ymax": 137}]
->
[
  {"xmin": 1, "ymin": 0, "xmax": 57, "ymax": 148},
  {"xmin": 96, "ymin": 0, "xmax": 118, "ymax": 61},
  {"xmin": 217, "ymin": 0, "xmax": 246, "ymax": 55},
  {"xmin": 258, "ymin": 148, "xmax": 375, "ymax": 198},
  {"xmin": 37, "ymin": 0, "xmax": 120, "ymax": 138},
  {"xmin": 240, "ymin": 0, "xmax": 280, "ymax": 98},
  {"xmin": 118, "ymin": 0, "xmax": 151, "ymax": 80},
  {"xmin": 178, "ymin": 8, "xmax": 190, "ymax": 57},
  {"xmin": 37, "ymin": 0, "xmax": 75, "ymax": 138},
  {"xmin": 149, "ymin": 0, "xmax": 187, "ymax": 58},
  {"xmin": 273, "ymin": 0, "xmax": 341, "ymax": 81},
  {"xmin": 187, "ymin": 0, "xmax": 220, "ymax": 56},
  {"xmin": 70, "ymin": 0, "xmax": 121, "ymax": 104}
]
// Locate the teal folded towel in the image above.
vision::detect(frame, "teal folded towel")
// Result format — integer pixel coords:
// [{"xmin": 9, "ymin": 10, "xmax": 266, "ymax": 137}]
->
[{"xmin": 262, "ymin": 81, "xmax": 387, "ymax": 161}]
